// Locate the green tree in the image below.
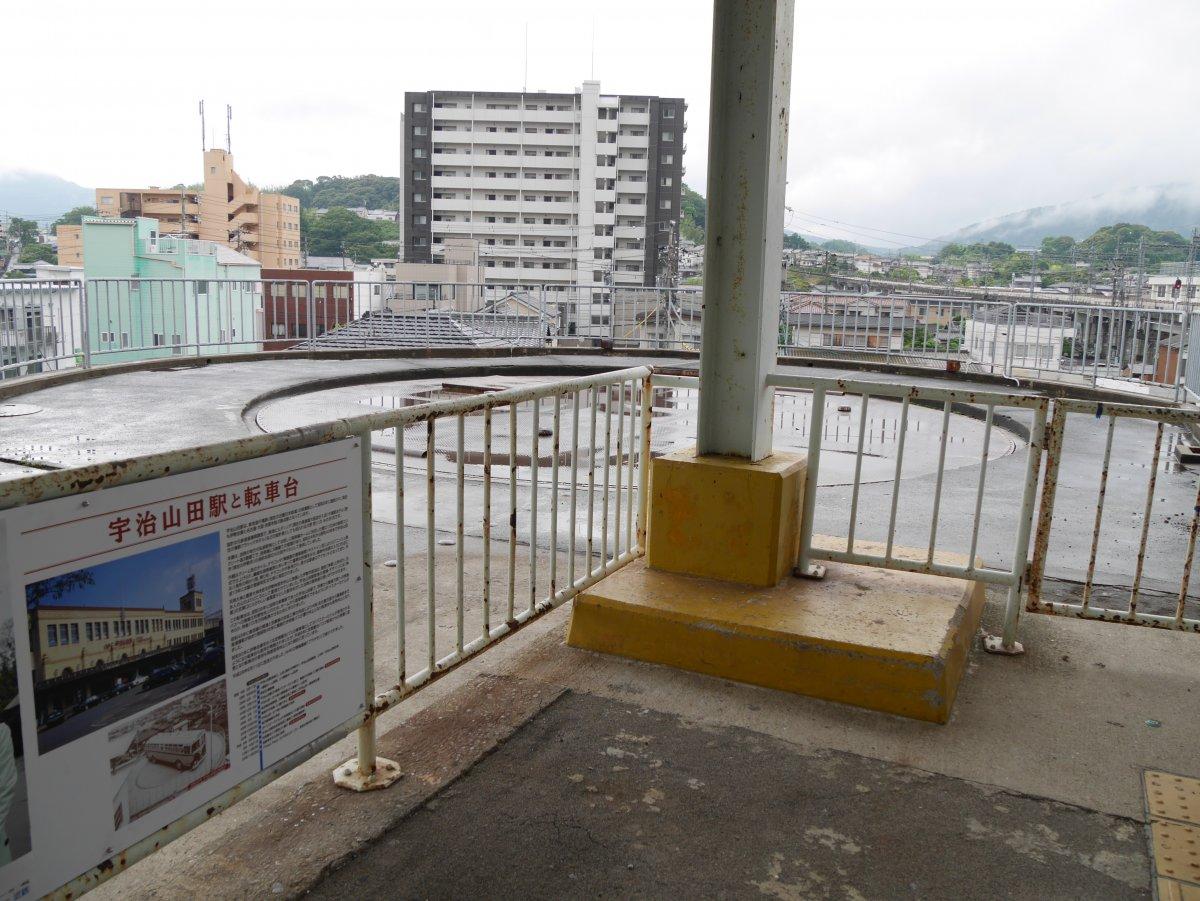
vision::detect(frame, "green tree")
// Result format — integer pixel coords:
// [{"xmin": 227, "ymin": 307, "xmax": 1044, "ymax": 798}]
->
[
  {"xmin": 303, "ymin": 207, "xmax": 397, "ymax": 262},
  {"xmin": 7, "ymin": 217, "xmax": 39, "ymax": 244},
  {"xmin": 1077, "ymin": 223, "xmax": 1189, "ymax": 265},
  {"xmin": 680, "ymin": 183, "xmax": 706, "ymax": 243},
  {"xmin": 54, "ymin": 206, "xmax": 98, "ymax": 230},
  {"xmin": 782, "ymin": 232, "xmax": 810, "ymax": 250},
  {"xmin": 274, "ymin": 175, "xmax": 401, "ymax": 211},
  {"xmin": 18, "ymin": 243, "xmax": 56, "ymax": 265},
  {"xmin": 821, "ymin": 239, "xmax": 861, "ymax": 253}
]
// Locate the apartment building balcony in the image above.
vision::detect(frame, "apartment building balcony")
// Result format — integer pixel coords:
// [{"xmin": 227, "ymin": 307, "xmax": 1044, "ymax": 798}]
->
[
  {"xmin": 619, "ymin": 110, "xmax": 651, "ymax": 125},
  {"xmin": 614, "ymin": 225, "xmax": 645, "ymax": 240},
  {"xmin": 616, "ymin": 133, "xmax": 649, "ymax": 149},
  {"xmin": 594, "ymin": 190, "xmax": 616, "ymax": 203},
  {"xmin": 141, "ymin": 200, "xmax": 199, "ymax": 217},
  {"xmin": 614, "ymin": 202, "xmax": 647, "ymax": 217},
  {"xmin": 616, "ymin": 155, "xmax": 648, "ymax": 170},
  {"xmin": 433, "ymin": 107, "xmax": 579, "ymax": 124}
]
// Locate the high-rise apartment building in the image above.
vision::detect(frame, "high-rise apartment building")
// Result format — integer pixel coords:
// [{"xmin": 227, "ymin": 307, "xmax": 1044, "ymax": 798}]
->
[
  {"xmin": 400, "ymin": 81, "xmax": 685, "ymax": 294},
  {"xmin": 58, "ymin": 149, "xmax": 302, "ymax": 269}
]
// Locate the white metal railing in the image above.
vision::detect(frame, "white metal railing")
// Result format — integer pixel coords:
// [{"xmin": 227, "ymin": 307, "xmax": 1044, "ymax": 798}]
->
[
  {"xmin": 1025, "ymin": 397, "xmax": 1200, "ymax": 634},
  {"xmin": 0, "ymin": 363, "xmax": 650, "ymax": 896},
  {"xmin": 3, "ymin": 278, "xmax": 1199, "ymax": 406},
  {"xmin": 652, "ymin": 370, "xmax": 1200, "ymax": 652},
  {"xmin": 5, "ymin": 357, "xmax": 1200, "ymax": 893}
]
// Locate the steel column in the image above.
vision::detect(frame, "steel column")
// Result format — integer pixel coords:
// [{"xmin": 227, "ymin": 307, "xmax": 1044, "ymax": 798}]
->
[{"xmin": 696, "ymin": 0, "xmax": 795, "ymax": 461}]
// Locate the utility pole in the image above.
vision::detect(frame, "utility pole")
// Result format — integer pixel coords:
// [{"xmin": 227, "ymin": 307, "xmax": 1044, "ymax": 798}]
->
[
  {"xmin": 1134, "ymin": 235, "xmax": 1146, "ymax": 308},
  {"xmin": 226, "ymin": 105, "xmax": 232, "ymax": 154},
  {"xmin": 1184, "ymin": 230, "xmax": 1198, "ymax": 307},
  {"xmin": 1028, "ymin": 250, "xmax": 1038, "ymax": 300}
]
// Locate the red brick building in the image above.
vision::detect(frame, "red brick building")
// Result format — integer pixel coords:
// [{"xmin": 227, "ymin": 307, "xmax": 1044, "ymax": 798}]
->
[{"xmin": 262, "ymin": 269, "xmax": 355, "ymax": 350}]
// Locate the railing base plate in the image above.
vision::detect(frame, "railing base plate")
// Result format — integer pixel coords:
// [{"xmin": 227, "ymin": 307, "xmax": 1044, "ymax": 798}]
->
[
  {"xmin": 794, "ymin": 563, "xmax": 827, "ymax": 580},
  {"xmin": 982, "ymin": 633, "xmax": 1025, "ymax": 656},
  {"xmin": 333, "ymin": 757, "xmax": 403, "ymax": 792}
]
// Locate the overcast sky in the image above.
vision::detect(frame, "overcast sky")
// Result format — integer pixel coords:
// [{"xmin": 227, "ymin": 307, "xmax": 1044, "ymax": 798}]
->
[{"xmin": 6, "ymin": 0, "xmax": 1198, "ymax": 242}]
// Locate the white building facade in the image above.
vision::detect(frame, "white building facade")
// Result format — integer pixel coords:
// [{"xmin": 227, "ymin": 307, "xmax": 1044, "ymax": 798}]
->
[{"xmin": 401, "ymin": 81, "xmax": 685, "ymax": 302}]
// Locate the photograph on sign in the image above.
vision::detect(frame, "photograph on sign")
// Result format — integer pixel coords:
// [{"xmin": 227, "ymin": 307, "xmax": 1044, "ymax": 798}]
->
[
  {"xmin": 25, "ymin": 533, "xmax": 226, "ymax": 755},
  {"xmin": 0, "ymin": 613, "xmax": 32, "ymax": 872},
  {"xmin": 108, "ymin": 679, "xmax": 229, "ymax": 829}
]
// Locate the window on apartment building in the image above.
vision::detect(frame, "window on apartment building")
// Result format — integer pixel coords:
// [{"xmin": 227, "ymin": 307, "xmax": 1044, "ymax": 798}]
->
[
  {"xmin": 485, "ymin": 216, "xmax": 496, "ymax": 223},
  {"xmin": 486, "ymin": 126, "xmax": 498, "ymax": 133},
  {"xmin": 543, "ymin": 217, "xmax": 553, "ymax": 224},
  {"xmin": 525, "ymin": 127, "xmax": 537, "ymax": 134},
  {"xmin": 413, "ymin": 237, "xmax": 428, "ymax": 246},
  {"xmin": 660, "ymin": 154, "xmax": 674, "ymax": 165},
  {"xmin": 100, "ymin": 195, "xmax": 113, "ymax": 204},
  {"xmin": 413, "ymin": 148, "xmax": 427, "ymax": 158},
  {"xmin": 504, "ymin": 127, "xmax": 518, "ymax": 133},
  {"xmin": 524, "ymin": 240, "xmax": 535, "ymax": 247},
  {"xmin": 413, "ymin": 102, "xmax": 427, "ymax": 112},
  {"xmin": 486, "ymin": 194, "xmax": 497, "ymax": 200},
  {"xmin": 412, "ymin": 126, "xmax": 427, "ymax": 136},
  {"xmin": 412, "ymin": 193, "xmax": 426, "ymax": 203},
  {"xmin": 486, "ymin": 171, "xmax": 497, "ymax": 178},
  {"xmin": 523, "ymin": 217, "xmax": 535, "ymax": 224},
  {"xmin": 413, "ymin": 214, "xmax": 428, "ymax": 225},
  {"xmin": 660, "ymin": 176, "xmax": 673, "ymax": 187},
  {"xmin": 504, "ymin": 194, "xmax": 516, "ymax": 200},
  {"xmin": 503, "ymin": 148, "xmax": 517, "ymax": 155},
  {"xmin": 503, "ymin": 216, "xmax": 516, "ymax": 223},
  {"xmin": 663, "ymin": 106, "xmax": 675, "ymax": 119},
  {"xmin": 502, "ymin": 239, "xmax": 515, "ymax": 246},
  {"xmin": 414, "ymin": 170, "xmax": 427, "ymax": 180},
  {"xmin": 661, "ymin": 131, "xmax": 674, "ymax": 142},
  {"xmin": 502, "ymin": 261, "xmax": 515, "ymax": 268},
  {"xmin": 543, "ymin": 195, "xmax": 554, "ymax": 202}
]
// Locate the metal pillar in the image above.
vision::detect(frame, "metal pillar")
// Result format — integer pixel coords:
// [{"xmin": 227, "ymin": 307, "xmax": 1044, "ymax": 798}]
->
[{"xmin": 696, "ymin": 0, "xmax": 795, "ymax": 461}]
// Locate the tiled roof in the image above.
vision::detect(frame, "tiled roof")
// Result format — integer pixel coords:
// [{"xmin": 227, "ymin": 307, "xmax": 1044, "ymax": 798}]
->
[{"xmin": 294, "ymin": 311, "xmax": 546, "ymax": 350}]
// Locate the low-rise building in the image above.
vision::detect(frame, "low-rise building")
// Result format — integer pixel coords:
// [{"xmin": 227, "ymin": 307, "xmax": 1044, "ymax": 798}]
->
[
  {"xmin": 59, "ymin": 149, "xmax": 301, "ymax": 269},
  {"xmin": 29, "ymin": 576, "xmax": 207, "ymax": 684},
  {"xmin": 79, "ymin": 216, "xmax": 262, "ymax": 363},
  {"xmin": 262, "ymin": 268, "xmax": 355, "ymax": 347}
]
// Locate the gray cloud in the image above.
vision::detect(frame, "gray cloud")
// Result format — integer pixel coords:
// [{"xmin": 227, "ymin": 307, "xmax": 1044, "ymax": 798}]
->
[{"xmin": 4, "ymin": 0, "xmax": 1195, "ymax": 238}]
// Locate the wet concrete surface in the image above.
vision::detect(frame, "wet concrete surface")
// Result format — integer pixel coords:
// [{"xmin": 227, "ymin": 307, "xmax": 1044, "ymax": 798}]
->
[{"xmin": 308, "ymin": 691, "xmax": 1150, "ymax": 900}]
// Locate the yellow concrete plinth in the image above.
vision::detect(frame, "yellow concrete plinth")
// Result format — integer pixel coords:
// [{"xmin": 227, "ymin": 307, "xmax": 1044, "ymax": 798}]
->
[
  {"xmin": 646, "ymin": 447, "xmax": 805, "ymax": 587},
  {"xmin": 568, "ymin": 540, "xmax": 985, "ymax": 724}
]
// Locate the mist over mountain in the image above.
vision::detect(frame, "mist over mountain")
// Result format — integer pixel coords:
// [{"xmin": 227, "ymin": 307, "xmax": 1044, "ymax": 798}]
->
[
  {"xmin": 930, "ymin": 183, "xmax": 1200, "ymax": 251},
  {"xmin": 0, "ymin": 171, "xmax": 93, "ymax": 220}
]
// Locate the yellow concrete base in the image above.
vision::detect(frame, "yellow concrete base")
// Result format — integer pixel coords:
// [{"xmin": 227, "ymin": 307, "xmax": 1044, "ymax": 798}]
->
[
  {"xmin": 568, "ymin": 540, "xmax": 985, "ymax": 724},
  {"xmin": 646, "ymin": 447, "xmax": 806, "ymax": 587}
]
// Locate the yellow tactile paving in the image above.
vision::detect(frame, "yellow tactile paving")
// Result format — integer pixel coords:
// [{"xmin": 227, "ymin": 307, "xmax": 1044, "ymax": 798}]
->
[
  {"xmin": 1147, "ymin": 771, "xmax": 1200, "ymax": 827},
  {"xmin": 1151, "ymin": 820, "xmax": 1200, "ymax": 886},
  {"xmin": 1159, "ymin": 877, "xmax": 1200, "ymax": 901}
]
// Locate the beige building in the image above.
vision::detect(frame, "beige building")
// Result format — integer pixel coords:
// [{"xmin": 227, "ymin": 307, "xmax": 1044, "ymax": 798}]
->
[
  {"xmin": 61, "ymin": 149, "xmax": 301, "ymax": 269},
  {"xmin": 29, "ymin": 576, "xmax": 207, "ymax": 681}
]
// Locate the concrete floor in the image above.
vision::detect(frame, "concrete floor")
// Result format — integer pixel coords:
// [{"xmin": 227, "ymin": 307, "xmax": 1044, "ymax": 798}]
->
[
  {"xmin": 79, "ymin": 556, "xmax": 1199, "ymax": 900},
  {"xmin": 310, "ymin": 691, "xmax": 1149, "ymax": 900}
]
